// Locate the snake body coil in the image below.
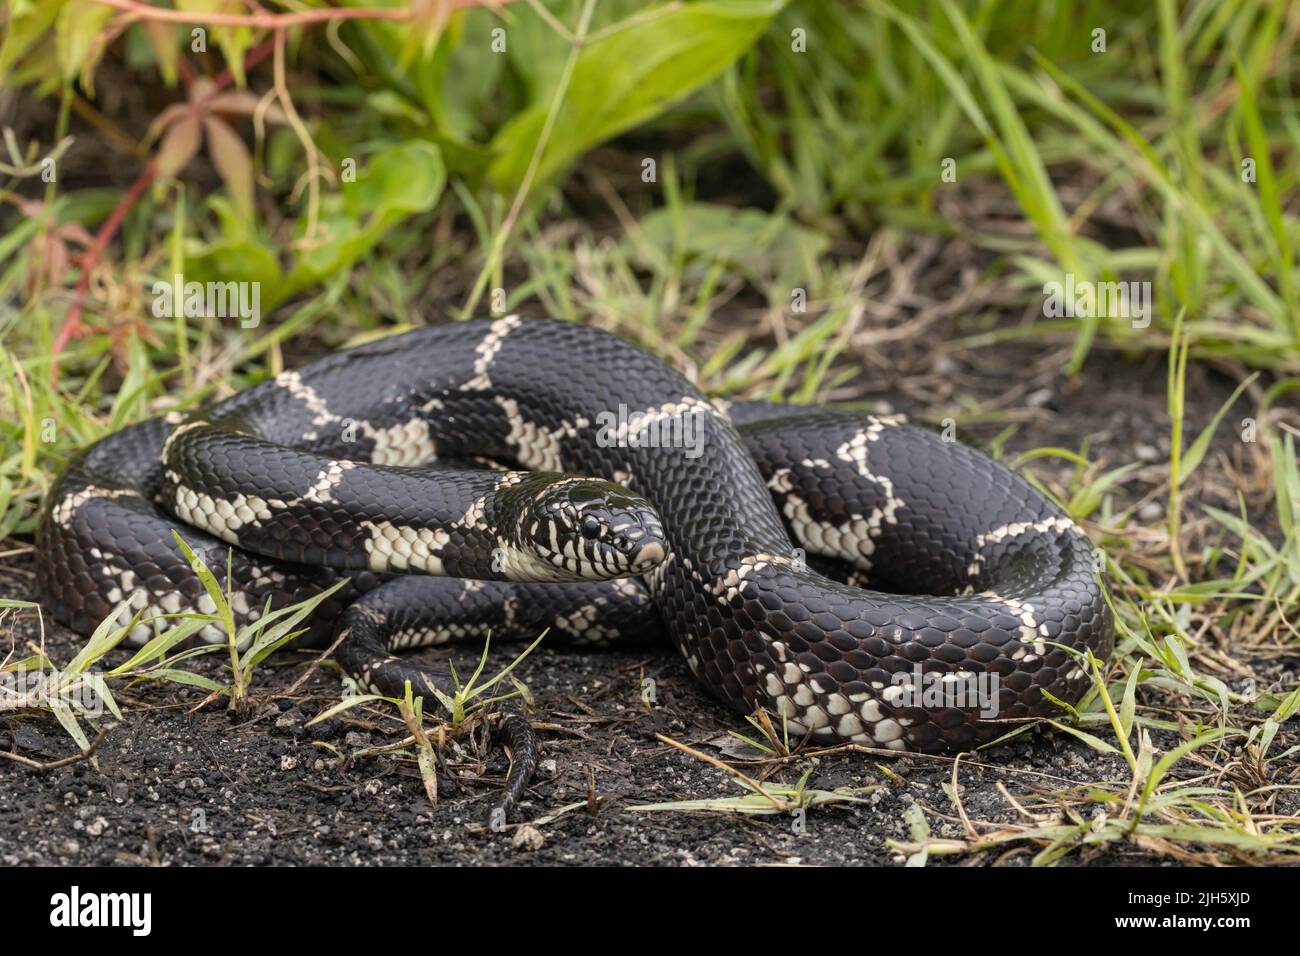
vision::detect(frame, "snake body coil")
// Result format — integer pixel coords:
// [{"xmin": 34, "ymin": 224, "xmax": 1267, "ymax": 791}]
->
[{"xmin": 40, "ymin": 318, "xmax": 1113, "ymax": 809}]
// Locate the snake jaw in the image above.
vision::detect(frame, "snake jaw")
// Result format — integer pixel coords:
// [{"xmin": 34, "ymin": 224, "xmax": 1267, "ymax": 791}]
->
[{"xmin": 628, "ymin": 538, "xmax": 666, "ymax": 574}]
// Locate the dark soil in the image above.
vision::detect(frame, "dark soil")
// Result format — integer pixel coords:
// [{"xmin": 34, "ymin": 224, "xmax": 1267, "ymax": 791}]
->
[{"xmin": 3, "ymin": 330, "xmax": 1295, "ymax": 867}]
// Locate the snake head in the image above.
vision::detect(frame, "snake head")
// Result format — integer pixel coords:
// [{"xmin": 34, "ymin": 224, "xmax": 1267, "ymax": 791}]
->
[{"xmin": 507, "ymin": 474, "xmax": 666, "ymax": 581}]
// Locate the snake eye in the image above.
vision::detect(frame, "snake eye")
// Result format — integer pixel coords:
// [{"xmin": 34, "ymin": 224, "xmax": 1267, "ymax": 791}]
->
[{"xmin": 581, "ymin": 515, "xmax": 602, "ymax": 539}]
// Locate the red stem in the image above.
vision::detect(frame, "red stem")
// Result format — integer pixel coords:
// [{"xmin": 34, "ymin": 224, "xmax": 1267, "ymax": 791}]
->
[
  {"xmin": 93, "ymin": 0, "xmax": 414, "ymax": 29},
  {"xmin": 89, "ymin": 0, "xmax": 518, "ymax": 29},
  {"xmin": 51, "ymin": 159, "xmax": 157, "ymax": 358},
  {"xmin": 49, "ymin": 39, "xmax": 276, "ymax": 376}
]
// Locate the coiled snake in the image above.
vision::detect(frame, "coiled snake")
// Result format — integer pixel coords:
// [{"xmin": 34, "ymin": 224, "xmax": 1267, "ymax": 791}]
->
[{"xmin": 39, "ymin": 317, "xmax": 1113, "ymax": 816}]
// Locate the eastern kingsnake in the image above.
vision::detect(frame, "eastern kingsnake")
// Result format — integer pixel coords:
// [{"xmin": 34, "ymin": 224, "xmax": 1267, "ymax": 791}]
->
[{"xmin": 39, "ymin": 317, "xmax": 1113, "ymax": 816}]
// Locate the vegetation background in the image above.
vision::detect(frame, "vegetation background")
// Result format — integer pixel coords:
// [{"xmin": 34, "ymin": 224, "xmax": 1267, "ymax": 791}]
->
[{"xmin": 0, "ymin": 0, "xmax": 1298, "ymax": 865}]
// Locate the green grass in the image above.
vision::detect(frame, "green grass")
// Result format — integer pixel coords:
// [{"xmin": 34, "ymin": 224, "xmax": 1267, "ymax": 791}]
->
[
  {"xmin": 1, "ymin": 0, "xmax": 1298, "ymax": 863},
  {"xmin": 306, "ymin": 634, "xmax": 546, "ymax": 809},
  {"xmin": 169, "ymin": 532, "xmax": 349, "ymax": 713}
]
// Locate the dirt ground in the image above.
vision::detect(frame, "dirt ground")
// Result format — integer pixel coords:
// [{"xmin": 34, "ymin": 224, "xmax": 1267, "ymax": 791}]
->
[{"xmin": 1, "ymin": 332, "xmax": 1295, "ymax": 867}]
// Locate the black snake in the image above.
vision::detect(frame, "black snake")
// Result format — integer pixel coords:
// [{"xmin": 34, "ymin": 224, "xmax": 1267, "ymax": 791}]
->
[{"xmin": 39, "ymin": 317, "xmax": 1113, "ymax": 816}]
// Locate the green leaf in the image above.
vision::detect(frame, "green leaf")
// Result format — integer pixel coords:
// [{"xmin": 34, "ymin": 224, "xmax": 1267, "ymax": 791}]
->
[
  {"xmin": 284, "ymin": 141, "xmax": 446, "ymax": 296},
  {"xmin": 186, "ymin": 235, "xmax": 284, "ymax": 308},
  {"xmin": 141, "ymin": 669, "xmax": 226, "ymax": 692},
  {"xmin": 487, "ymin": 0, "xmax": 784, "ymax": 192},
  {"xmin": 1041, "ymin": 719, "xmax": 1120, "ymax": 754},
  {"xmin": 178, "ymin": 0, "xmax": 252, "ymax": 87},
  {"xmin": 0, "ymin": 0, "xmax": 67, "ymax": 82},
  {"xmin": 413, "ymin": 8, "xmax": 508, "ymax": 143},
  {"xmin": 1137, "ymin": 728, "xmax": 1235, "ymax": 814},
  {"xmin": 78, "ymin": 671, "xmax": 122, "ymax": 721},
  {"xmin": 237, "ymin": 579, "xmax": 345, "ymax": 672},
  {"xmin": 203, "ymin": 117, "xmax": 255, "ymax": 223},
  {"xmin": 635, "ymin": 203, "xmax": 830, "ymax": 288},
  {"xmin": 106, "ymin": 617, "xmax": 211, "ymax": 675},
  {"xmin": 308, "ymin": 693, "xmax": 387, "ymax": 726},
  {"xmin": 1272, "ymin": 433, "xmax": 1298, "ymax": 536},
  {"xmin": 141, "ymin": 21, "xmax": 180, "ymax": 87},
  {"xmin": 1118, "ymin": 665, "xmax": 1139, "ymax": 743},
  {"xmin": 1235, "ymin": 61, "xmax": 1293, "ymax": 314},
  {"xmin": 1180, "ymin": 373, "xmax": 1258, "ymax": 479},
  {"xmin": 47, "ymin": 696, "xmax": 91, "ymax": 753},
  {"xmin": 1270, "ymin": 684, "xmax": 1300, "ymax": 724},
  {"xmin": 67, "ymin": 599, "xmax": 136, "ymax": 674},
  {"xmin": 54, "ymin": 0, "xmax": 112, "ymax": 92},
  {"xmin": 902, "ymin": 803, "xmax": 931, "ymax": 867},
  {"xmin": 169, "ymin": 533, "xmax": 235, "ymax": 636}
]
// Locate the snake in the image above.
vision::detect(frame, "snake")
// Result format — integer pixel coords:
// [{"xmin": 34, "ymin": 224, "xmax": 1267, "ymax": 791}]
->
[{"xmin": 38, "ymin": 316, "xmax": 1113, "ymax": 817}]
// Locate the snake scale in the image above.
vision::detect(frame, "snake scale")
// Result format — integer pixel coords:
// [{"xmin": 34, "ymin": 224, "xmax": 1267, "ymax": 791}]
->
[{"xmin": 39, "ymin": 317, "xmax": 1113, "ymax": 816}]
